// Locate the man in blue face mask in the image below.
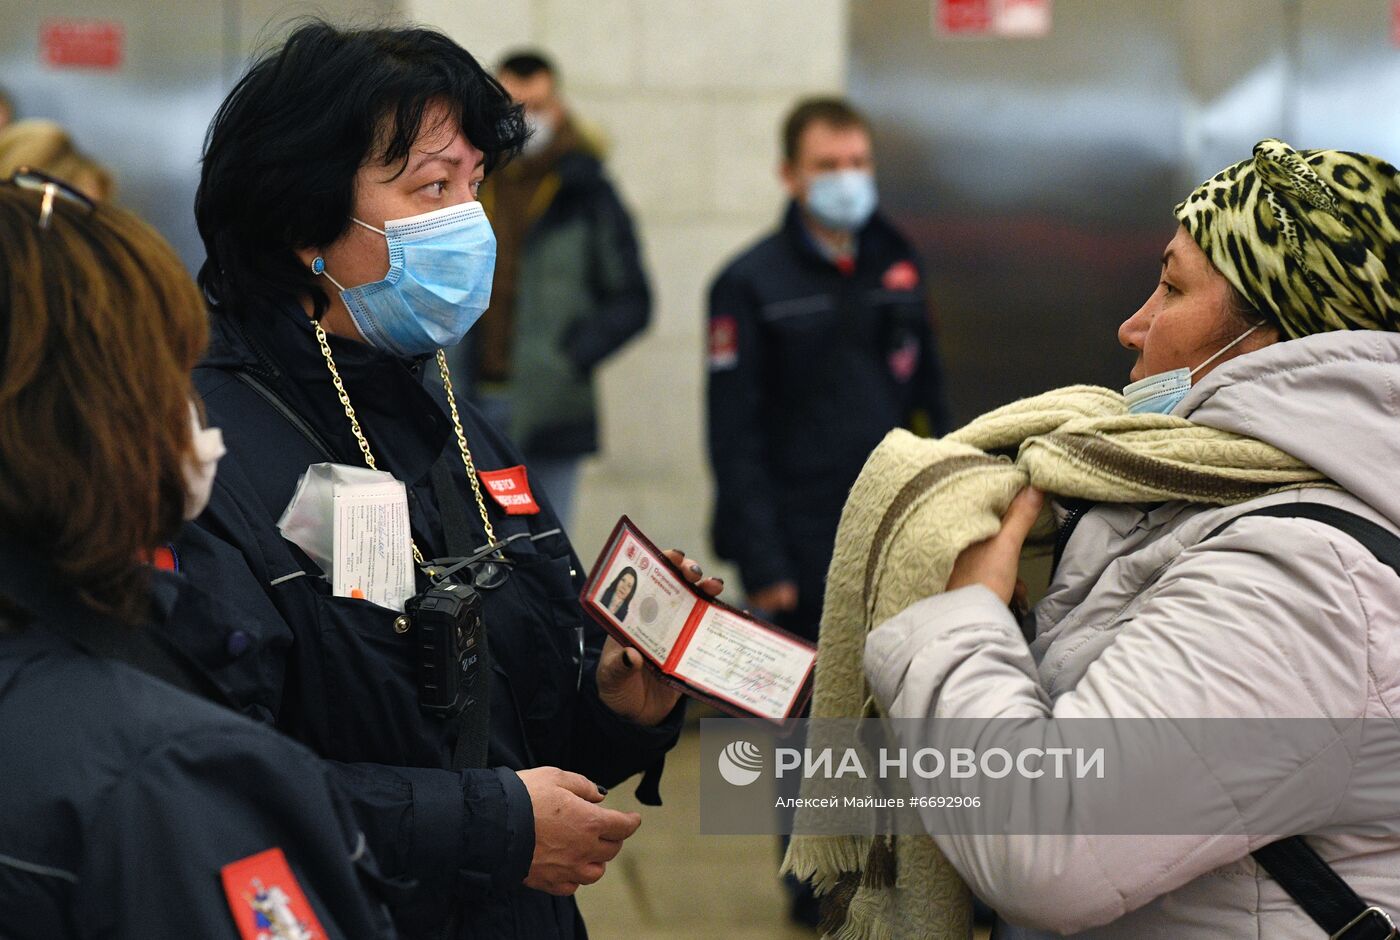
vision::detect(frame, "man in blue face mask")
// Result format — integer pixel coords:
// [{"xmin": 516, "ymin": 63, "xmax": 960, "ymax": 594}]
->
[{"xmin": 704, "ymin": 96, "xmax": 952, "ymax": 928}]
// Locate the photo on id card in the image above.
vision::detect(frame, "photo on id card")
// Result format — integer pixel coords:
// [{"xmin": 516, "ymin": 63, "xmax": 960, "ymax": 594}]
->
[{"xmin": 581, "ymin": 517, "xmax": 817, "ymax": 731}]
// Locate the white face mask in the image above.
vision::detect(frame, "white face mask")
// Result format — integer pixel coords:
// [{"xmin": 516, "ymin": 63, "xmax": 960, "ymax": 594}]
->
[
  {"xmin": 183, "ymin": 402, "xmax": 225, "ymax": 520},
  {"xmin": 1122, "ymin": 323, "xmax": 1263, "ymax": 415},
  {"xmin": 520, "ymin": 111, "xmax": 556, "ymax": 157}
]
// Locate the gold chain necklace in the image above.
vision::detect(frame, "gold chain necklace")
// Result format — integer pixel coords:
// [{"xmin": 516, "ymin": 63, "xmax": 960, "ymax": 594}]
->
[{"xmin": 313, "ymin": 320, "xmax": 497, "ymax": 565}]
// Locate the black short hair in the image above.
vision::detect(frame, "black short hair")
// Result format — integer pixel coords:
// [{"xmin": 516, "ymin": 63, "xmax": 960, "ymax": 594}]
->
[
  {"xmin": 499, "ymin": 50, "xmax": 555, "ymax": 80},
  {"xmin": 782, "ymin": 97, "xmax": 869, "ymax": 163},
  {"xmin": 196, "ymin": 19, "xmax": 527, "ymax": 322}
]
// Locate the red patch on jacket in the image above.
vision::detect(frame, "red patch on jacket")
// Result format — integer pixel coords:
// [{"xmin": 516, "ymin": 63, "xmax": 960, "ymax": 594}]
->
[
  {"xmin": 147, "ymin": 544, "xmax": 178, "ymax": 572},
  {"xmin": 479, "ymin": 466, "xmax": 540, "ymax": 515},
  {"xmin": 221, "ymin": 847, "xmax": 326, "ymax": 940},
  {"xmin": 882, "ymin": 260, "xmax": 920, "ymax": 292},
  {"xmin": 708, "ymin": 315, "xmax": 739, "ymax": 370},
  {"xmin": 889, "ymin": 336, "xmax": 920, "ymax": 383}
]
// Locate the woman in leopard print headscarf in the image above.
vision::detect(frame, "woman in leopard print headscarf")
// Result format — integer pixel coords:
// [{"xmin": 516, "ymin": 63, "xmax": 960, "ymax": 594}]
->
[{"xmin": 857, "ymin": 140, "xmax": 1400, "ymax": 940}]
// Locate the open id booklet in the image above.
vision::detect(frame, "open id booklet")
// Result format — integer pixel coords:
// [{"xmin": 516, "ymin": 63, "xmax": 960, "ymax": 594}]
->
[{"xmin": 580, "ymin": 516, "xmax": 817, "ymax": 731}]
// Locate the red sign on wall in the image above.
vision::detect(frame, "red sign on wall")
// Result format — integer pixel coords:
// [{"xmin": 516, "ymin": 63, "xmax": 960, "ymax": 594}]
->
[
  {"xmin": 934, "ymin": 0, "xmax": 1051, "ymax": 38},
  {"xmin": 935, "ymin": 0, "xmax": 994, "ymax": 35},
  {"xmin": 1393, "ymin": 0, "xmax": 1400, "ymax": 46},
  {"xmin": 41, "ymin": 19, "xmax": 124, "ymax": 70}
]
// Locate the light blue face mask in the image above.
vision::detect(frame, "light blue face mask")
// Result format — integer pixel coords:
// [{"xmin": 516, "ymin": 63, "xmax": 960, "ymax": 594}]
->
[
  {"xmin": 313, "ymin": 200, "xmax": 496, "ymax": 358},
  {"xmin": 805, "ymin": 169, "xmax": 878, "ymax": 232},
  {"xmin": 1122, "ymin": 323, "xmax": 1262, "ymax": 414}
]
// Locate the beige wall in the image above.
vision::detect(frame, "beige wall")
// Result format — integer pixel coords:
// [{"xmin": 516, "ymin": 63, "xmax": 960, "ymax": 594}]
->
[{"xmin": 405, "ymin": 0, "xmax": 849, "ymax": 574}]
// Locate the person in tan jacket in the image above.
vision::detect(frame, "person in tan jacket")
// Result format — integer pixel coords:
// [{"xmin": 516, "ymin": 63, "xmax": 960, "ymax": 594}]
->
[{"xmin": 865, "ymin": 140, "xmax": 1400, "ymax": 938}]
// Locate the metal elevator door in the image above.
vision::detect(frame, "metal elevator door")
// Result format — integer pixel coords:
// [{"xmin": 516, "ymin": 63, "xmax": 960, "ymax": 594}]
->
[
  {"xmin": 0, "ymin": 0, "xmax": 397, "ymax": 272},
  {"xmin": 849, "ymin": 0, "xmax": 1400, "ymax": 424}
]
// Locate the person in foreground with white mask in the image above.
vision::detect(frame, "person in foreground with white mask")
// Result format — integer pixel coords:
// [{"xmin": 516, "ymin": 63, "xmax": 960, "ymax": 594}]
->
[
  {"xmin": 453, "ymin": 48, "xmax": 650, "ymax": 530},
  {"xmin": 856, "ymin": 139, "xmax": 1400, "ymax": 938},
  {"xmin": 0, "ymin": 171, "xmax": 395, "ymax": 938},
  {"xmin": 175, "ymin": 20, "xmax": 708, "ymax": 940},
  {"xmin": 705, "ymin": 95, "xmax": 951, "ymax": 927}
]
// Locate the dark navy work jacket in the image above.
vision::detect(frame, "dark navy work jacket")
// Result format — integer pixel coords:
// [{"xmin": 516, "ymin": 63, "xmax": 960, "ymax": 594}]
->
[
  {"xmin": 174, "ymin": 304, "xmax": 682, "ymax": 940},
  {"xmin": 0, "ymin": 572, "xmax": 394, "ymax": 939},
  {"xmin": 706, "ymin": 203, "xmax": 951, "ymax": 635}
]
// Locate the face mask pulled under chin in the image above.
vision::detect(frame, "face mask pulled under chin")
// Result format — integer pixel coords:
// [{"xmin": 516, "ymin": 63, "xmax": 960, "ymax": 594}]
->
[
  {"xmin": 1122, "ymin": 323, "xmax": 1262, "ymax": 415},
  {"xmin": 182, "ymin": 402, "xmax": 225, "ymax": 520}
]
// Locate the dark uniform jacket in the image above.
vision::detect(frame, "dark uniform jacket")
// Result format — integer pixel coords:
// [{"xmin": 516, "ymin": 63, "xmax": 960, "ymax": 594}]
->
[
  {"xmin": 174, "ymin": 304, "xmax": 682, "ymax": 939},
  {"xmin": 0, "ymin": 570, "xmax": 393, "ymax": 939},
  {"xmin": 706, "ymin": 203, "xmax": 950, "ymax": 637}
]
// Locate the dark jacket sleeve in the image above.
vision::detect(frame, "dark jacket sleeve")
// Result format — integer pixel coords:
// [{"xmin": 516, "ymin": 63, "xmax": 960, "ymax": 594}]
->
[
  {"xmin": 911, "ymin": 264, "xmax": 953, "ymax": 436},
  {"xmin": 563, "ymin": 176, "xmax": 651, "ymax": 373},
  {"xmin": 564, "ymin": 651, "xmax": 685, "ymax": 803},
  {"xmin": 537, "ymin": 531, "xmax": 683, "ymax": 803},
  {"xmin": 73, "ymin": 723, "xmax": 396, "ymax": 940},
  {"xmin": 177, "ymin": 466, "xmax": 535, "ymax": 898},
  {"xmin": 323, "ymin": 761, "xmax": 534, "ymax": 893},
  {"xmin": 705, "ymin": 265, "xmax": 798, "ymax": 593}
]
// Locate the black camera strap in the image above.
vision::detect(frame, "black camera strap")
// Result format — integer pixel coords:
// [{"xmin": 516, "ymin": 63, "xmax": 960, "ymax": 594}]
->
[
  {"xmin": 429, "ymin": 449, "xmax": 492, "ymax": 771},
  {"xmin": 1205, "ymin": 502, "xmax": 1400, "ymax": 940}
]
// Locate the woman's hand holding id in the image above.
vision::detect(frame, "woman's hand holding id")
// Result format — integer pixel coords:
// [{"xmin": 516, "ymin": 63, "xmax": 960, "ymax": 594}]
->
[{"xmin": 596, "ymin": 549, "xmax": 723, "ymax": 725}]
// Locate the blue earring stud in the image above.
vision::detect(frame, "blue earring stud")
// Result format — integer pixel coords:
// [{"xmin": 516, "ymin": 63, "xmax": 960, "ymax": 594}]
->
[{"xmin": 311, "ymin": 256, "xmax": 325, "ymax": 275}]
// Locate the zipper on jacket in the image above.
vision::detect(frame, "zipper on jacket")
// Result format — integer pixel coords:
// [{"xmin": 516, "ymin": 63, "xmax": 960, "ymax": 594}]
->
[{"xmin": 1052, "ymin": 499, "xmax": 1094, "ymax": 575}]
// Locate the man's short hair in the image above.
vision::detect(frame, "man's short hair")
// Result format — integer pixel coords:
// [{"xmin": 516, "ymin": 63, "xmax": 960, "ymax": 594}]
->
[
  {"xmin": 782, "ymin": 97, "xmax": 870, "ymax": 163},
  {"xmin": 195, "ymin": 19, "xmax": 527, "ymax": 324},
  {"xmin": 499, "ymin": 50, "xmax": 555, "ymax": 80}
]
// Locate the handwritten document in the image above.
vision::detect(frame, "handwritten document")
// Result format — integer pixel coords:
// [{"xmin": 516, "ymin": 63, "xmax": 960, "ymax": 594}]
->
[
  {"xmin": 672, "ymin": 607, "xmax": 816, "ymax": 725},
  {"xmin": 332, "ymin": 480, "xmax": 414, "ymax": 611}
]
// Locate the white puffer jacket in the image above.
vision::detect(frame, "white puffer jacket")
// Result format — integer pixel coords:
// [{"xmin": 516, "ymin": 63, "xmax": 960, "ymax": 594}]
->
[{"xmin": 863, "ymin": 330, "xmax": 1400, "ymax": 938}]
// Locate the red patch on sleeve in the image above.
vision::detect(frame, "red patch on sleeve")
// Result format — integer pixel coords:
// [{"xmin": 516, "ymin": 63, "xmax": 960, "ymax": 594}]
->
[
  {"xmin": 150, "ymin": 544, "xmax": 178, "ymax": 572},
  {"xmin": 221, "ymin": 847, "xmax": 327, "ymax": 940},
  {"xmin": 478, "ymin": 465, "xmax": 540, "ymax": 515},
  {"xmin": 882, "ymin": 260, "xmax": 920, "ymax": 291},
  {"xmin": 708, "ymin": 315, "xmax": 739, "ymax": 370}
]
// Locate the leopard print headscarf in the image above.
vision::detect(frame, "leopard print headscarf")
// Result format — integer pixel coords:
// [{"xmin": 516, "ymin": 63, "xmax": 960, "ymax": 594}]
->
[{"xmin": 1175, "ymin": 138, "xmax": 1400, "ymax": 339}]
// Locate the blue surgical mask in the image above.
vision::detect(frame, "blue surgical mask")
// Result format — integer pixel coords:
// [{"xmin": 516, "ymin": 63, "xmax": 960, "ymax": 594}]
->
[
  {"xmin": 315, "ymin": 201, "xmax": 496, "ymax": 358},
  {"xmin": 805, "ymin": 169, "xmax": 878, "ymax": 232},
  {"xmin": 1123, "ymin": 323, "xmax": 1263, "ymax": 415}
]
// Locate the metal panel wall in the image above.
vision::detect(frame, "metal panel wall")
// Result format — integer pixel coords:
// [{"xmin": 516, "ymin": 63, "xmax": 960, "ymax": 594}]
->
[
  {"xmin": 1295, "ymin": 0, "xmax": 1400, "ymax": 158},
  {"xmin": 849, "ymin": 0, "xmax": 1396, "ymax": 424},
  {"xmin": 0, "ymin": 0, "xmax": 397, "ymax": 271}
]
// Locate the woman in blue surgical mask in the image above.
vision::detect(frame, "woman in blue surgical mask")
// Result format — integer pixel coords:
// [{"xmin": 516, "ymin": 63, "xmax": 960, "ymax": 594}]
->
[{"xmin": 183, "ymin": 21, "xmax": 716, "ymax": 940}]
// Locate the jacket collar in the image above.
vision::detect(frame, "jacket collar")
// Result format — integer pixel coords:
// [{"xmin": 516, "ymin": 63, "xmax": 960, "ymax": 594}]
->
[
  {"xmin": 780, "ymin": 199, "xmax": 889, "ymax": 273},
  {"xmin": 204, "ymin": 302, "xmax": 451, "ymax": 487}
]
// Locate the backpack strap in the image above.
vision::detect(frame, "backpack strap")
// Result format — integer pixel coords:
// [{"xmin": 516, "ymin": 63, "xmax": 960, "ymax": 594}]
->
[
  {"xmin": 1204, "ymin": 502, "xmax": 1400, "ymax": 577},
  {"xmin": 1207, "ymin": 502, "xmax": 1399, "ymax": 940}
]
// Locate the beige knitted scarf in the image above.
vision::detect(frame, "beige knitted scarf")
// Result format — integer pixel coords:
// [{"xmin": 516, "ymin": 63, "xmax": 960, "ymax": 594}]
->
[{"xmin": 780, "ymin": 385, "xmax": 1326, "ymax": 940}]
